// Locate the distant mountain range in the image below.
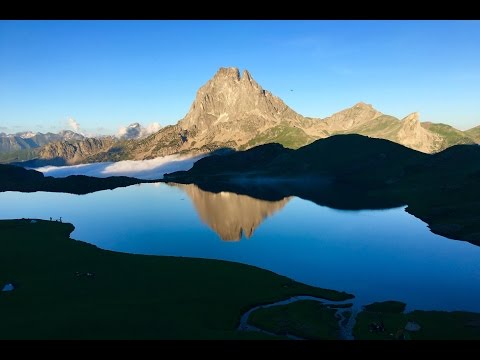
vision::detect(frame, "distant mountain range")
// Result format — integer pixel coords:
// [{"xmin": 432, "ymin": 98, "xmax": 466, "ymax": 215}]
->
[
  {"xmin": 3, "ymin": 67, "xmax": 479, "ymax": 166},
  {"xmin": 0, "ymin": 130, "xmax": 84, "ymax": 153}
]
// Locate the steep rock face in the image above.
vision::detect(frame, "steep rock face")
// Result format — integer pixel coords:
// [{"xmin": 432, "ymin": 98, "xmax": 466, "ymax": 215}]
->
[
  {"xmin": 112, "ymin": 67, "xmax": 316, "ymax": 161},
  {"xmin": 395, "ymin": 113, "xmax": 442, "ymax": 153},
  {"xmin": 38, "ymin": 137, "xmax": 117, "ymax": 164},
  {"xmin": 174, "ymin": 183, "xmax": 291, "ymax": 241},
  {"xmin": 178, "ymin": 67, "xmax": 310, "ymax": 149}
]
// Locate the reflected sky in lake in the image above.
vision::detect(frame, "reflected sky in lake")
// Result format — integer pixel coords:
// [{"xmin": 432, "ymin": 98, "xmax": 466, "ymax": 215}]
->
[{"xmin": 0, "ymin": 182, "xmax": 479, "ymax": 312}]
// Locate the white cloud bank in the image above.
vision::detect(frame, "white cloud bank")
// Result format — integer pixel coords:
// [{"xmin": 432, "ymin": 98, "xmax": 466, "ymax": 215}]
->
[
  {"xmin": 34, "ymin": 153, "xmax": 207, "ymax": 180},
  {"xmin": 68, "ymin": 117, "xmax": 82, "ymax": 133},
  {"xmin": 117, "ymin": 122, "xmax": 162, "ymax": 140}
]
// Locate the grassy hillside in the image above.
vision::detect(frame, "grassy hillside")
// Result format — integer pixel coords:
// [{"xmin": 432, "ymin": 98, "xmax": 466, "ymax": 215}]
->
[
  {"xmin": 242, "ymin": 123, "xmax": 315, "ymax": 150},
  {"xmin": 465, "ymin": 125, "xmax": 480, "ymax": 142},
  {"xmin": 340, "ymin": 115, "xmax": 403, "ymax": 140},
  {"xmin": 0, "ymin": 164, "xmax": 152, "ymax": 194},
  {"xmin": 422, "ymin": 122, "xmax": 476, "ymax": 149}
]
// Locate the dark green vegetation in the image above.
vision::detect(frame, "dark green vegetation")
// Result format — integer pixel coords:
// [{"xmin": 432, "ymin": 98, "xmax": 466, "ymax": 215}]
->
[
  {"xmin": 354, "ymin": 301, "xmax": 480, "ymax": 340},
  {"xmin": 164, "ymin": 134, "xmax": 480, "ymax": 246},
  {"xmin": 0, "ymin": 164, "xmax": 154, "ymax": 195},
  {"xmin": 364, "ymin": 301, "xmax": 406, "ymax": 313},
  {"xmin": 248, "ymin": 300, "xmax": 340, "ymax": 339},
  {"xmin": 0, "ymin": 219, "xmax": 352, "ymax": 339}
]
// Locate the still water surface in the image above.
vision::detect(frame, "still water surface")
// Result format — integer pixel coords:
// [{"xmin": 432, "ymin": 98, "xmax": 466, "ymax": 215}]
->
[{"xmin": 1, "ymin": 182, "xmax": 479, "ymax": 312}]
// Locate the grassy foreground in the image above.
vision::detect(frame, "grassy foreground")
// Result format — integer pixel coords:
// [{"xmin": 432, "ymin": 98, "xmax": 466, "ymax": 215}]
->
[
  {"xmin": 248, "ymin": 300, "xmax": 341, "ymax": 340},
  {"xmin": 0, "ymin": 219, "xmax": 352, "ymax": 339},
  {"xmin": 354, "ymin": 301, "xmax": 480, "ymax": 340}
]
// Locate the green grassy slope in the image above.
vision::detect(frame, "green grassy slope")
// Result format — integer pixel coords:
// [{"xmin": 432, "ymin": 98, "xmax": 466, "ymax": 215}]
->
[
  {"xmin": 422, "ymin": 122, "xmax": 476, "ymax": 150},
  {"xmin": 465, "ymin": 125, "xmax": 480, "ymax": 142},
  {"xmin": 243, "ymin": 123, "xmax": 315, "ymax": 150}
]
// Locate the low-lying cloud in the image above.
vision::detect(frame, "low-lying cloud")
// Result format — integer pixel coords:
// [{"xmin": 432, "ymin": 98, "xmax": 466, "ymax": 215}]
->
[
  {"xmin": 34, "ymin": 153, "xmax": 206, "ymax": 180},
  {"xmin": 117, "ymin": 122, "xmax": 162, "ymax": 140},
  {"xmin": 68, "ymin": 117, "xmax": 82, "ymax": 133}
]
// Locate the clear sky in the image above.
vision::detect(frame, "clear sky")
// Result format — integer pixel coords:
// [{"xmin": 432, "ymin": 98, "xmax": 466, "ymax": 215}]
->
[{"xmin": 1, "ymin": 20, "xmax": 479, "ymax": 135}]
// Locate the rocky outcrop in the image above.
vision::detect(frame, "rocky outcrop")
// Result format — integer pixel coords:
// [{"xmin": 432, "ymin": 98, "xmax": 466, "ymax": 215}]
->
[{"xmin": 395, "ymin": 113, "xmax": 442, "ymax": 153}]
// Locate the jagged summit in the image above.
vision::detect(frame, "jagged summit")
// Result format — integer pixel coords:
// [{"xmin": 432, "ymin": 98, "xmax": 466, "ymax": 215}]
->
[{"xmin": 178, "ymin": 67, "xmax": 305, "ymax": 136}]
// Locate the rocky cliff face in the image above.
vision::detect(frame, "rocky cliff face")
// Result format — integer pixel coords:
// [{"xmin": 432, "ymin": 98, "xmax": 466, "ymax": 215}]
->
[
  {"xmin": 38, "ymin": 137, "xmax": 117, "ymax": 164},
  {"xmin": 174, "ymin": 183, "xmax": 291, "ymax": 241},
  {"xmin": 179, "ymin": 68, "xmax": 305, "ymax": 131},
  {"xmin": 113, "ymin": 67, "xmax": 317, "ymax": 161},
  {"xmin": 177, "ymin": 67, "xmax": 311, "ymax": 149},
  {"xmin": 395, "ymin": 112, "xmax": 442, "ymax": 153}
]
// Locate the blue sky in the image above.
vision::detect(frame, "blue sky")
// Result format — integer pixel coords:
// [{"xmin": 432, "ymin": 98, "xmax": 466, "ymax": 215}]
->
[{"xmin": 1, "ymin": 20, "xmax": 479, "ymax": 135}]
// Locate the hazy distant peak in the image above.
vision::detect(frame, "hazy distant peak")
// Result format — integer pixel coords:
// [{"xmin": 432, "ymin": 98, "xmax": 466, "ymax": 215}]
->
[{"xmin": 18, "ymin": 131, "xmax": 39, "ymax": 139}]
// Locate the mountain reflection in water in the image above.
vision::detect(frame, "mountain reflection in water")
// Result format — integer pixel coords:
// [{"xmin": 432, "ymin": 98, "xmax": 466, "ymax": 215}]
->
[{"xmin": 172, "ymin": 183, "xmax": 291, "ymax": 241}]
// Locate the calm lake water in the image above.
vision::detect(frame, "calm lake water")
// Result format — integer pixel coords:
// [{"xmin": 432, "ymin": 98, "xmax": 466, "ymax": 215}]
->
[{"xmin": 1, "ymin": 182, "xmax": 479, "ymax": 312}]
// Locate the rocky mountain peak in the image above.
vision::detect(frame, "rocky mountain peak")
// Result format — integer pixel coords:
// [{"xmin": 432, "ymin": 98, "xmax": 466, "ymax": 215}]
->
[
  {"xmin": 178, "ymin": 67, "xmax": 303, "ymax": 132},
  {"xmin": 213, "ymin": 67, "xmax": 241, "ymax": 81},
  {"xmin": 322, "ymin": 102, "xmax": 383, "ymax": 132}
]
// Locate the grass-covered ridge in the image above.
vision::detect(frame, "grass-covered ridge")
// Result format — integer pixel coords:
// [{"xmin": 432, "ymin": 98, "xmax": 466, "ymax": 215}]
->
[
  {"xmin": 243, "ymin": 123, "xmax": 315, "ymax": 150},
  {"xmin": 0, "ymin": 219, "xmax": 352, "ymax": 339}
]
